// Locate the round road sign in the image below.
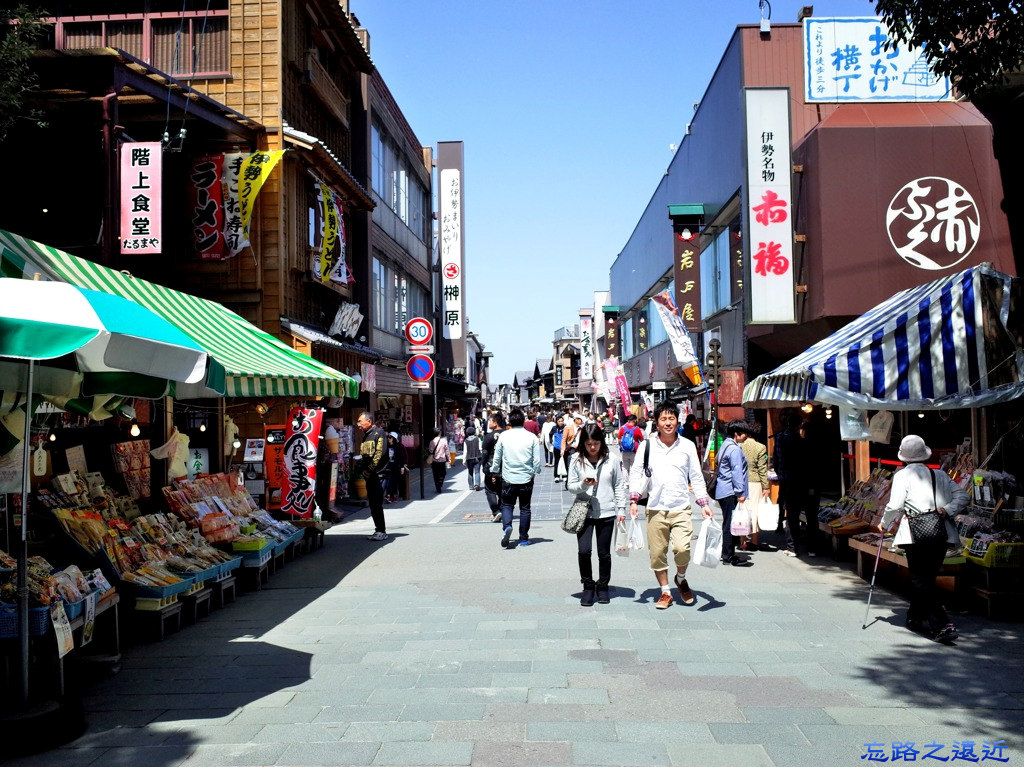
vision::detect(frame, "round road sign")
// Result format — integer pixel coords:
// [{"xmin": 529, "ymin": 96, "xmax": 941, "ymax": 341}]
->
[
  {"xmin": 407, "ymin": 354, "xmax": 435, "ymax": 383},
  {"xmin": 404, "ymin": 317, "xmax": 434, "ymax": 346}
]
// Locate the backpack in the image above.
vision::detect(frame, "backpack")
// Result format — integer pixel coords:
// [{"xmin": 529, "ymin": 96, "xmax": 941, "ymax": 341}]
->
[
  {"xmin": 552, "ymin": 430, "xmax": 563, "ymax": 450},
  {"xmin": 620, "ymin": 427, "xmax": 636, "ymax": 453}
]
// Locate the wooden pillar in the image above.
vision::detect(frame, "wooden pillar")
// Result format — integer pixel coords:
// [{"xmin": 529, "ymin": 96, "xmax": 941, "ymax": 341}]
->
[{"xmin": 855, "ymin": 439, "xmax": 871, "ymax": 481}]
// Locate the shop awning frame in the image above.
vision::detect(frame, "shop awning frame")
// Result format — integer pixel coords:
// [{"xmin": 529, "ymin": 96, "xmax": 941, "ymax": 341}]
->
[
  {"xmin": 0, "ymin": 230, "xmax": 354, "ymax": 399},
  {"xmin": 742, "ymin": 263, "xmax": 1024, "ymax": 411}
]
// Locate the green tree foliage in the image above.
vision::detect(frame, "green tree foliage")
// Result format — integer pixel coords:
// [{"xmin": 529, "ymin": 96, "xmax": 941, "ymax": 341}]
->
[
  {"xmin": 875, "ymin": 0, "xmax": 1024, "ymax": 98},
  {"xmin": 0, "ymin": 5, "xmax": 48, "ymax": 144}
]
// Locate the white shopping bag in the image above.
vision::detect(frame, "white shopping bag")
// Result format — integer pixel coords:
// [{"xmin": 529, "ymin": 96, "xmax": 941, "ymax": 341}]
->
[
  {"xmin": 758, "ymin": 501, "xmax": 780, "ymax": 531},
  {"xmin": 730, "ymin": 502, "xmax": 752, "ymax": 537},
  {"xmin": 627, "ymin": 517, "xmax": 645, "ymax": 551},
  {"xmin": 693, "ymin": 518, "xmax": 723, "ymax": 568},
  {"xmin": 614, "ymin": 519, "xmax": 630, "ymax": 557}
]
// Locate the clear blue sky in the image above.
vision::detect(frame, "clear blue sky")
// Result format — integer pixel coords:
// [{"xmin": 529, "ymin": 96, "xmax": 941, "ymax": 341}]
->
[{"xmin": 352, "ymin": 0, "xmax": 875, "ymax": 385}]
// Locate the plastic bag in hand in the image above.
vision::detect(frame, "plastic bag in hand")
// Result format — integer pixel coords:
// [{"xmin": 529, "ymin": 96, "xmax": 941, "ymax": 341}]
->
[
  {"xmin": 627, "ymin": 517, "xmax": 645, "ymax": 551},
  {"xmin": 614, "ymin": 519, "xmax": 630, "ymax": 557},
  {"xmin": 693, "ymin": 517, "xmax": 723, "ymax": 568},
  {"xmin": 730, "ymin": 502, "xmax": 752, "ymax": 537}
]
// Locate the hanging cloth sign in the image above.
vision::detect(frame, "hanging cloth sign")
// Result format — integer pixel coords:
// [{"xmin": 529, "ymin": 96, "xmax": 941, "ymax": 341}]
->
[
  {"xmin": 223, "ymin": 150, "xmax": 285, "ymax": 257},
  {"xmin": 188, "ymin": 154, "xmax": 226, "ymax": 260},
  {"xmin": 280, "ymin": 407, "xmax": 323, "ymax": 518},
  {"xmin": 651, "ymin": 289, "xmax": 703, "ymax": 386},
  {"xmin": 314, "ymin": 182, "xmax": 338, "ymax": 282},
  {"xmin": 326, "ymin": 191, "xmax": 351, "ymax": 286}
]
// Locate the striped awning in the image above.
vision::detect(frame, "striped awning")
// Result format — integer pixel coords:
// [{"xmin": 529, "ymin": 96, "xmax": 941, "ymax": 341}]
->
[
  {"xmin": 0, "ymin": 230, "xmax": 354, "ymax": 399},
  {"xmin": 743, "ymin": 264, "xmax": 1024, "ymax": 411}
]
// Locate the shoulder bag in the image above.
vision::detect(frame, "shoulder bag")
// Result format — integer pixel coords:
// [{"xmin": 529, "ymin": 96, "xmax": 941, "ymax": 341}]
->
[
  {"xmin": 704, "ymin": 443, "xmax": 734, "ymax": 498},
  {"xmin": 633, "ymin": 440, "xmax": 653, "ymax": 506},
  {"xmin": 562, "ymin": 461, "xmax": 603, "ymax": 534},
  {"xmin": 906, "ymin": 468, "xmax": 947, "ymax": 544}
]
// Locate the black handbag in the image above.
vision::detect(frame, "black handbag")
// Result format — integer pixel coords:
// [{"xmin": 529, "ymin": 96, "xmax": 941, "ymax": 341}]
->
[{"xmin": 906, "ymin": 469, "xmax": 948, "ymax": 544}]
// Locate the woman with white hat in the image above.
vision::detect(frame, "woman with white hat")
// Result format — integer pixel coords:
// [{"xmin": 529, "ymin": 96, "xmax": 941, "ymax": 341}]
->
[{"xmin": 880, "ymin": 434, "xmax": 968, "ymax": 643}]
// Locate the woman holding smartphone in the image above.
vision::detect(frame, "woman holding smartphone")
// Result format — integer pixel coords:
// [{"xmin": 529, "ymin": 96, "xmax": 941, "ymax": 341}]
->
[{"xmin": 567, "ymin": 422, "xmax": 629, "ymax": 606}]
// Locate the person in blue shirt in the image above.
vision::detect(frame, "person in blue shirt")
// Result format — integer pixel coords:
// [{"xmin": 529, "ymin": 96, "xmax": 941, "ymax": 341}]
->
[
  {"xmin": 713, "ymin": 420, "xmax": 751, "ymax": 566},
  {"xmin": 490, "ymin": 408, "xmax": 544, "ymax": 548}
]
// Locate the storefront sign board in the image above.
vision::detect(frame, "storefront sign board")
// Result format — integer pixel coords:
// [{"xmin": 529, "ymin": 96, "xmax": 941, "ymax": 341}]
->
[{"xmin": 120, "ymin": 142, "xmax": 162, "ymax": 254}]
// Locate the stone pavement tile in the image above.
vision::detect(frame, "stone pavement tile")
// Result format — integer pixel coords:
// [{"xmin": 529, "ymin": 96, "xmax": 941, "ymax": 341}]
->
[
  {"xmin": 384, "ymin": 659, "xmax": 462, "ymax": 675},
  {"xmin": 471, "ymin": 740, "xmax": 571, "ymax": 767},
  {"xmin": 286, "ymin": 689, "xmax": 373, "ymax": 707},
  {"xmin": 340, "ymin": 674, "xmax": 420, "ymax": 689},
  {"xmin": 341, "ymin": 721, "xmax": 435, "ymax": 742},
  {"xmin": 81, "ymin": 745, "xmax": 194, "ymax": 767},
  {"xmin": 708, "ymin": 722, "xmax": 811, "ymax": 746},
  {"xmin": 161, "ymin": 725, "xmax": 265, "ymax": 745},
  {"xmin": 749, "ymin": 661, "xmax": 832, "ymax": 677},
  {"xmin": 675, "ymin": 662, "xmax": 755, "ymax": 676},
  {"xmin": 398, "ymin": 703, "xmax": 487, "ymax": 721},
  {"xmin": 797, "ymin": 723, "xmax": 889, "ymax": 747},
  {"xmin": 251, "ymin": 722, "xmax": 346, "ymax": 742},
  {"xmin": 432, "ymin": 721, "xmax": 526, "ymax": 741},
  {"xmin": 241, "ymin": 690, "xmax": 297, "ymax": 708},
  {"xmin": 80, "ymin": 709, "xmax": 167, "ymax": 730},
  {"xmin": 531, "ymin": 659, "xmax": 605, "ymax": 674},
  {"xmin": 373, "ymin": 741, "xmax": 474, "ymax": 765},
  {"xmin": 485, "ymin": 703, "xmax": 587, "ymax": 723},
  {"xmin": 458, "ymin": 660, "xmax": 533, "ymax": 674},
  {"xmin": 415, "ymin": 673, "xmax": 493, "ymax": 688},
  {"xmin": 229, "ymin": 705, "xmax": 323, "ymax": 725},
  {"xmin": 149, "ymin": 709, "xmax": 241, "ymax": 727},
  {"xmin": 276, "ymin": 741, "xmax": 380, "ymax": 766},
  {"xmin": 446, "ymin": 686, "xmax": 529, "ymax": 704},
  {"xmin": 668, "ymin": 743, "xmax": 774, "ymax": 767},
  {"xmin": 369, "ymin": 687, "xmax": 450, "ymax": 704},
  {"xmin": 740, "ymin": 707, "xmax": 838, "ymax": 724},
  {"xmin": 313, "ymin": 704, "xmax": 405, "ymax": 723},
  {"xmin": 905, "ymin": 706, "xmax": 1024, "ymax": 728},
  {"xmin": 822, "ymin": 706, "xmax": 927, "ymax": 725},
  {"xmin": 567, "ymin": 648, "xmax": 641, "ymax": 667},
  {"xmin": 69, "ymin": 726, "xmax": 173, "ymax": 750},
  {"xmin": 526, "ymin": 721, "xmax": 617, "ymax": 741},
  {"xmin": 2, "ymin": 746, "xmax": 109, "ymax": 767},
  {"xmin": 572, "ymin": 740, "xmax": 671, "ymax": 766},
  {"xmin": 614, "ymin": 721, "xmax": 714, "ymax": 743},
  {"xmin": 492, "ymin": 672, "xmax": 568, "ymax": 688}
]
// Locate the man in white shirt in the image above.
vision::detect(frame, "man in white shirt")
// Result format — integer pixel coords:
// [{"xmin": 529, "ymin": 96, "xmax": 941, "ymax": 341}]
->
[
  {"xmin": 628, "ymin": 403, "xmax": 712, "ymax": 609},
  {"xmin": 491, "ymin": 409, "xmax": 544, "ymax": 548}
]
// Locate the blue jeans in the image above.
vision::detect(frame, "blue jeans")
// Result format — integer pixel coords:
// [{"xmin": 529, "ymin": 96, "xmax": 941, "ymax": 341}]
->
[
  {"xmin": 467, "ymin": 460, "xmax": 481, "ymax": 488},
  {"xmin": 500, "ymin": 479, "xmax": 535, "ymax": 541}
]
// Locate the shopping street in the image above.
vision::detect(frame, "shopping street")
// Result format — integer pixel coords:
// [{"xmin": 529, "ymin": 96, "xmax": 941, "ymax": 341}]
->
[{"xmin": 9, "ymin": 462, "xmax": 1023, "ymax": 767}]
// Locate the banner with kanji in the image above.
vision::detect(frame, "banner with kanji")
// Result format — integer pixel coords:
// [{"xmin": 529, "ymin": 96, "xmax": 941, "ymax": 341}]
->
[
  {"xmin": 189, "ymin": 154, "xmax": 225, "ymax": 259},
  {"xmin": 222, "ymin": 150, "xmax": 284, "ymax": 258},
  {"xmin": 120, "ymin": 142, "xmax": 162, "ymax": 254},
  {"xmin": 311, "ymin": 181, "xmax": 352, "ymax": 285},
  {"xmin": 652, "ymin": 290, "xmax": 703, "ymax": 386},
  {"xmin": 279, "ymin": 407, "xmax": 323, "ymax": 518}
]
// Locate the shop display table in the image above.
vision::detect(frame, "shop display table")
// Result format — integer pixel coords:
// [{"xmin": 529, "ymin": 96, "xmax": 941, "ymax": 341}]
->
[
  {"xmin": 133, "ymin": 598, "xmax": 182, "ymax": 642},
  {"xmin": 179, "ymin": 587, "xmax": 211, "ymax": 625},
  {"xmin": 210, "ymin": 574, "xmax": 237, "ymax": 608},
  {"xmin": 299, "ymin": 522, "xmax": 330, "ymax": 550},
  {"xmin": 817, "ymin": 521, "xmax": 858, "ymax": 560},
  {"xmin": 849, "ymin": 537, "xmax": 965, "ymax": 595}
]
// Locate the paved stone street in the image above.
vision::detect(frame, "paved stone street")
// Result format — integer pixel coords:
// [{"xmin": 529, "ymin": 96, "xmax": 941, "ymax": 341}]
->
[{"xmin": 13, "ymin": 462, "xmax": 1024, "ymax": 767}]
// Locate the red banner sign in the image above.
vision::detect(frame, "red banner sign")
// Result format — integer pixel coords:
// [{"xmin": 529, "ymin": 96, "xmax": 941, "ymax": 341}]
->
[
  {"xmin": 189, "ymin": 154, "xmax": 225, "ymax": 260},
  {"xmin": 279, "ymin": 408, "xmax": 323, "ymax": 518}
]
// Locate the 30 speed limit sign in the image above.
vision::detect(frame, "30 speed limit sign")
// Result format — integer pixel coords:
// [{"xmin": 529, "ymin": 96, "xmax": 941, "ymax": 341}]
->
[{"xmin": 404, "ymin": 317, "xmax": 433, "ymax": 346}]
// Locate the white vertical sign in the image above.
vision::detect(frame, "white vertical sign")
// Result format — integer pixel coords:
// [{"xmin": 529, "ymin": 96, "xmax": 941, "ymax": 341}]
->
[
  {"xmin": 579, "ymin": 317, "xmax": 594, "ymax": 382},
  {"xmin": 120, "ymin": 141, "xmax": 162, "ymax": 254},
  {"xmin": 439, "ymin": 168, "xmax": 463, "ymax": 340},
  {"xmin": 744, "ymin": 88, "xmax": 796, "ymax": 324}
]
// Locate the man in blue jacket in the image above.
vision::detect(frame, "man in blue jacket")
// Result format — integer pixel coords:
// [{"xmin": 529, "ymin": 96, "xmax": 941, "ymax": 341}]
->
[
  {"xmin": 714, "ymin": 420, "xmax": 751, "ymax": 566},
  {"xmin": 490, "ymin": 408, "xmax": 544, "ymax": 548}
]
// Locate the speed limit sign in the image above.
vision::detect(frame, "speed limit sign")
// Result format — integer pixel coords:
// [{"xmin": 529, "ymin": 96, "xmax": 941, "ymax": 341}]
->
[{"xmin": 404, "ymin": 317, "xmax": 434, "ymax": 346}]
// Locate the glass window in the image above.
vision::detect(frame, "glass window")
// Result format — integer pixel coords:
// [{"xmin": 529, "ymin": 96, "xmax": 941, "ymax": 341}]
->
[
  {"xmin": 700, "ymin": 229, "xmax": 732, "ymax": 318},
  {"xmin": 372, "ymin": 256, "xmax": 388, "ymax": 329},
  {"xmin": 371, "ymin": 124, "xmax": 385, "ymax": 198},
  {"xmin": 648, "ymin": 296, "xmax": 668, "ymax": 348},
  {"xmin": 620, "ymin": 317, "xmax": 634, "ymax": 360}
]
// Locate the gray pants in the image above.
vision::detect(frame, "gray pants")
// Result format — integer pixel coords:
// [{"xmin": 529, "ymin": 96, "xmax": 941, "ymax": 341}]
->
[{"xmin": 621, "ymin": 449, "xmax": 636, "ymax": 478}]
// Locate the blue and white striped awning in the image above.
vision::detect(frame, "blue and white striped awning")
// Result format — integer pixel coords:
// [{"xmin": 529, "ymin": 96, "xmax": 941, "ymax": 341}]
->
[{"xmin": 743, "ymin": 264, "xmax": 1024, "ymax": 411}]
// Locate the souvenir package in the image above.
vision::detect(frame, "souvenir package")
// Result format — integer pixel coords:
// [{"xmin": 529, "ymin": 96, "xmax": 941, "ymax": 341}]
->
[{"xmin": 818, "ymin": 468, "xmax": 893, "ymax": 533}]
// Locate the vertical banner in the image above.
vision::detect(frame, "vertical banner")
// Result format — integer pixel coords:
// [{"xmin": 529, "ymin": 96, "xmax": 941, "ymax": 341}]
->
[
  {"xmin": 672, "ymin": 233, "xmax": 702, "ymax": 332},
  {"xmin": 614, "ymin": 371, "xmax": 632, "ymax": 407},
  {"xmin": 635, "ymin": 306, "xmax": 649, "ymax": 353},
  {"xmin": 280, "ymin": 408, "xmax": 323, "ymax": 518},
  {"xmin": 222, "ymin": 152, "xmax": 247, "ymax": 256},
  {"xmin": 652, "ymin": 290, "xmax": 702, "ymax": 386},
  {"xmin": 579, "ymin": 315, "xmax": 594, "ymax": 383},
  {"xmin": 189, "ymin": 154, "xmax": 225, "ymax": 260},
  {"xmin": 120, "ymin": 142, "xmax": 162, "ymax": 254},
  {"xmin": 264, "ymin": 424, "xmax": 286, "ymax": 510},
  {"xmin": 604, "ymin": 312, "xmax": 619, "ymax": 359},
  {"xmin": 313, "ymin": 181, "xmax": 338, "ymax": 282},
  {"xmin": 326, "ymin": 192, "xmax": 352, "ymax": 286},
  {"xmin": 744, "ymin": 88, "xmax": 796, "ymax": 324},
  {"xmin": 437, "ymin": 141, "xmax": 467, "ymax": 369},
  {"xmin": 222, "ymin": 150, "xmax": 285, "ymax": 258}
]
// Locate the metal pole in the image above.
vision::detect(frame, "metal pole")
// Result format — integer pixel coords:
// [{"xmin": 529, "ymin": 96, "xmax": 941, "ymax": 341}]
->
[
  {"xmin": 862, "ymin": 533, "xmax": 886, "ymax": 629},
  {"xmin": 18, "ymin": 359, "xmax": 34, "ymax": 705},
  {"xmin": 418, "ymin": 390, "xmax": 425, "ymax": 500}
]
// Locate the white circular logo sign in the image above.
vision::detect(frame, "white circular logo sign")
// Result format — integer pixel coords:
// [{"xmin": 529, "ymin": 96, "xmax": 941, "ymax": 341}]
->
[{"xmin": 885, "ymin": 176, "xmax": 981, "ymax": 270}]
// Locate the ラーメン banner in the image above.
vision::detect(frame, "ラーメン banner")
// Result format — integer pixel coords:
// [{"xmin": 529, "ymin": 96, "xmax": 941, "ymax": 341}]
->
[{"xmin": 280, "ymin": 407, "xmax": 323, "ymax": 518}]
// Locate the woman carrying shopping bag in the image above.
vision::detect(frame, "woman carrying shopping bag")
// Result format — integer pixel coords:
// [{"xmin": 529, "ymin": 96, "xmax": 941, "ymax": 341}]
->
[
  {"xmin": 427, "ymin": 428, "xmax": 450, "ymax": 494},
  {"xmin": 739, "ymin": 424, "xmax": 774, "ymax": 551},
  {"xmin": 713, "ymin": 420, "xmax": 752, "ymax": 567},
  {"xmin": 879, "ymin": 435, "xmax": 967, "ymax": 643},
  {"xmin": 566, "ymin": 423, "xmax": 628, "ymax": 607}
]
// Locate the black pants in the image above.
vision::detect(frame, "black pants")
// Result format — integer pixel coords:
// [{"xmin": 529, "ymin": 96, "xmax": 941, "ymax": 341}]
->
[
  {"xmin": 365, "ymin": 473, "xmax": 386, "ymax": 533},
  {"xmin": 781, "ymin": 483, "xmax": 819, "ymax": 555},
  {"xmin": 718, "ymin": 494, "xmax": 738, "ymax": 560},
  {"xmin": 485, "ymin": 487, "xmax": 501, "ymax": 513},
  {"xmin": 430, "ymin": 460, "xmax": 447, "ymax": 492},
  {"xmin": 577, "ymin": 515, "xmax": 615, "ymax": 589},
  {"xmin": 904, "ymin": 541, "xmax": 950, "ymax": 633},
  {"xmin": 562, "ymin": 449, "xmax": 576, "ymax": 483},
  {"xmin": 552, "ymin": 448, "xmax": 562, "ymax": 478},
  {"xmin": 500, "ymin": 479, "xmax": 535, "ymax": 541},
  {"xmin": 543, "ymin": 446, "xmax": 553, "ymax": 465}
]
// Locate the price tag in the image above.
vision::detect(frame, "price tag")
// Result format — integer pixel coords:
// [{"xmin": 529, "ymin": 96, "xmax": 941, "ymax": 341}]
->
[
  {"xmin": 33, "ymin": 445, "xmax": 47, "ymax": 477},
  {"xmin": 81, "ymin": 592, "xmax": 96, "ymax": 647},
  {"xmin": 51, "ymin": 601, "xmax": 74, "ymax": 658}
]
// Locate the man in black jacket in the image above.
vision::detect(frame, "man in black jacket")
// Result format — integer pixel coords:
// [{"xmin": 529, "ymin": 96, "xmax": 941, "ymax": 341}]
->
[{"xmin": 356, "ymin": 412, "xmax": 389, "ymax": 541}]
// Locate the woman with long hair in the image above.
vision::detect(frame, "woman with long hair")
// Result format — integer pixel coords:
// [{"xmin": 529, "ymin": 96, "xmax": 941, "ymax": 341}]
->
[
  {"xmin": 550, "ymin": 415, "xmax": 565, "ymax": 482},
  {"xmin": 566, "ymin": 422, "xmax": 628, "ymax": 606}
]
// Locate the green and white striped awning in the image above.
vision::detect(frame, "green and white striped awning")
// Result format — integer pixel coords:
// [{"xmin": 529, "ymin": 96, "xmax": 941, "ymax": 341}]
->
[{"xmin": 0, "ymin": 229, "xmax": 355, "ymax": 399}]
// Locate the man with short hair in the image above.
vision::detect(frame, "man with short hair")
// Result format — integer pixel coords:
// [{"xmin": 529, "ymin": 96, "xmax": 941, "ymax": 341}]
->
[
  {"xmin": 617, "ymin": 414, "xmax": 644, "ymax": 476},
  {"xmin": 491, "ymin": 408, "xmax": 544, "ymax": 548},
  {"xmin": 356, "ymin": 412, "xmax": 390, "ymax": 541},
  {"xmin": 628, "ymin": 403, "xmax": 712, "ymax": 609}
]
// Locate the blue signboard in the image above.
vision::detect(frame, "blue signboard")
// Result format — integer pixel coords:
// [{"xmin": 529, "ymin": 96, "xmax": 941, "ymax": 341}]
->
[{"xmin": 804, "ymin": 17, "xmax": 952, "ymax": 103}]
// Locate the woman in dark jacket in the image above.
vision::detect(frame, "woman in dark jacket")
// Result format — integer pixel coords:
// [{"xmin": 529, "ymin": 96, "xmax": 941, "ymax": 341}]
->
[
  {"xmin": 464, "ymin": 426, "xmax": 483, "ymax": 490},
  {"xmin": 482, "ymin": 412, "xmax": 505, "ymax": 522},
  {"xmin": 384, "ymin": 432, "xmax": 408, "ymax": 503},
  {"xmin": 550, "ymin": 416, "xmax": 565, "ymax": 481}
]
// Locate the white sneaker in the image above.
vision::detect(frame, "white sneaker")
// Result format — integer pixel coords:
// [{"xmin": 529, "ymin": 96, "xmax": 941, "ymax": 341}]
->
[
  {"xmin": 784, "ymin": 550, "xmax": 797, "ymax": 558},
  {"xmin": 367, "ymin": 531, "xmax": 388, "ymax": 541}
]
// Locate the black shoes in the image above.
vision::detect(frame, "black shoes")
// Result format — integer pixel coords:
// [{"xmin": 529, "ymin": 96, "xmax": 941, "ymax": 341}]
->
[
  {"xmin": 596, "ymin": 588, "xmax": 610, "ymax": 604},
  {"xmin": 580, "ymin": 589, "xmax": 595, "ymax": 607},
  {"xmin": 722, "ymin": 555, "xmax": 753, "ymax": 567}
]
